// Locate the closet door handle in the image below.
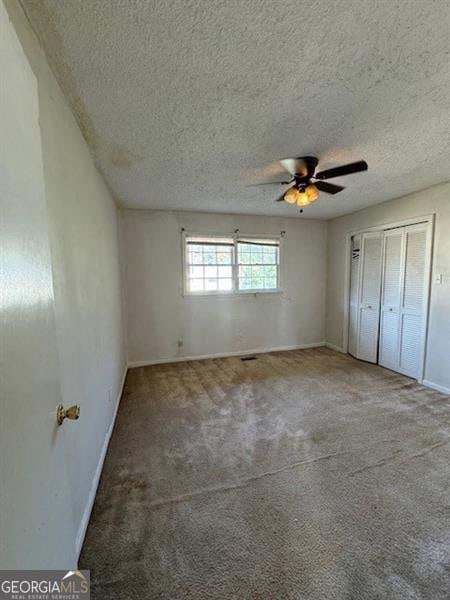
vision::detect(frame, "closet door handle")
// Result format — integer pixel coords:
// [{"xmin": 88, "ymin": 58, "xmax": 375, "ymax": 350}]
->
[
  {"xmin": 389, "ymin": 308, "xmax": 394, "ymax": 312},
  {"xmin": 367, "ymin": 305, "xmax": 372, "ymax": 309}
]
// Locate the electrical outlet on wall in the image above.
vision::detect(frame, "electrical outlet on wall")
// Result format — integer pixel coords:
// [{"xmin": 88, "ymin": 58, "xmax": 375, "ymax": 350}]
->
[{"xmin": 108, "ymin": 388, "xmax": 113, "ymax": 403}]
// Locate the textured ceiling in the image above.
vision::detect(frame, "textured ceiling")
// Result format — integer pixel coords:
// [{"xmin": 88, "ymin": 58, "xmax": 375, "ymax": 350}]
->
[{"xmin": 23, "ymin": 0, "xmax": 450, "ymax": 219}]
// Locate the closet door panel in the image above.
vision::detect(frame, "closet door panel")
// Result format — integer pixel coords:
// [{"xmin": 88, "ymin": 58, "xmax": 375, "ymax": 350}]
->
[
  {"xmin": 357, "ymin": 232, "xmax": 383, "ymax": 363},
  {"xmin": 382, "ymin": 232, "xmax": 403, "ymax": 306},
  {"xmin": 399, "ymin": 314, "xmax": 422, "ymax": 375},
  {"xmin": 359, "ymin": 308, "xmax": 380, "ymax": 360},
  {"xmin": 403, "ymin": 228, "xmax": 427, "ymax": 311},
  {"xmin": 380, "ymin": 311, "xmax": 400, "ymax": 367},
  {"xmin": 379, "ymin": 230, "xmax": 403, "ymax": 370},
  {"xmin": 398, "ymin": 226, "xmax": 428, "ymax": 378},
  {"xmin": 360, "ymin": 235, "xmax": 383, "ymax": 307},
  {"xmin": 348, "ymin": 235, "xmax": 361, "ymax": 357}
]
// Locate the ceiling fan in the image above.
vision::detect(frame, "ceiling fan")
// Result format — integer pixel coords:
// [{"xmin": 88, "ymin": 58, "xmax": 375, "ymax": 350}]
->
[{"xmin": 250, "ymin": 156, "xmax": 368, "ymax": 210}]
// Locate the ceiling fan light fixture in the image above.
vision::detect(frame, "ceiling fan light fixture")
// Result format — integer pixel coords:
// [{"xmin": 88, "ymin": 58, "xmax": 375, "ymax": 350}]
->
[
  {"xmin": 296, "ymin": 190, "xmax": 310, "ymax": 206},
  {"xmin": 268, "ymin": 156, "xmax": 367, "ymax": 206},
  {"xmin": 284, "ymin": 187, "xmax": 299, "ymax": 204},
  {"xmin": 306, "ymin": 184, "xmax": 320, "ymax": 202}
]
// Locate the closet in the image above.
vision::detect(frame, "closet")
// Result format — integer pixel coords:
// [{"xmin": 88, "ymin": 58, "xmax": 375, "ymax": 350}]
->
[{"xmin": 348, "ymin": 221, "xmax": 432, "ymax": 379}]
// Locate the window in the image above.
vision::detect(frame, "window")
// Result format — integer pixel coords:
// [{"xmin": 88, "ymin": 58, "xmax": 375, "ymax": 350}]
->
[
  {"xmin": 237, "ymin": 238, "xmax": 279, "ymax": 291},
  {"xmin": 185, "ymin": 236, "xmax": 234, "ymax": 293},
  {"xmin": 184, "ymin": 234, "xmax": 281, "ymax": 295}
]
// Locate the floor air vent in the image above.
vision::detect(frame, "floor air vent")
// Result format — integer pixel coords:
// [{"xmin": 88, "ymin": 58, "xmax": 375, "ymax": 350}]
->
[{"xmin": 241, "ymin": 356, "xmax": 257, "ymax": 361}]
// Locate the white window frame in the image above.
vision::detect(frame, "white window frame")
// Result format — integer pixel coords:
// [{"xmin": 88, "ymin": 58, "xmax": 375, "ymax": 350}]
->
[{"xmin": 182, "ymin": 231, "xmax": 282, "ymax": 296}]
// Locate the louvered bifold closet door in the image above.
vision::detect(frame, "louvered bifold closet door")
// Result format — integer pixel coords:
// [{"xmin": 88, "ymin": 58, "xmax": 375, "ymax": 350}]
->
[
  {"xmin": 398, "ymin": 224, "xmax": 428, "ymax": 378},
  {"xmin": 379, "ymin": 230, "xmax": 403, "ymax": 370},
  {"xmin": 348, "ymin": 235, "xmax": 361, "ymax": 357},
  {"xmin": 357, "ymin": 231, "xmax": 383, "ymax": 363}
]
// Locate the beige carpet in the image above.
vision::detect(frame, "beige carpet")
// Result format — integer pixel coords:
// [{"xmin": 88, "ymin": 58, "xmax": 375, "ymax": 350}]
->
[{"xmin": 80, "ymin": 347, "xmax": 450, "ymax": 599}]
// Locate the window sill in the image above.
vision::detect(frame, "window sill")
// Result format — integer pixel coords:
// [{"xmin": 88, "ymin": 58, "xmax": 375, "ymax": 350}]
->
[{"xmin": 183, "ymin": 289, "xmax": 283, "ymax": 298}]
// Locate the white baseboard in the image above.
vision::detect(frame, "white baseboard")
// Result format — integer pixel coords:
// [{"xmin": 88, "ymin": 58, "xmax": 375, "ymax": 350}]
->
[
  {"xmin": 325, "ymin": 342, "xmax": 346, "ymax": 353},
  {"xmin": 422, "ymin": 379, "xmax": 450, "ymax": 395},
  {"xmin": 75, "ymin": 365, "xmax": 128, "ymax": 562},
  {"xmin": 128, "ymin": 342, "xmax": 326, "ymax": 368}
]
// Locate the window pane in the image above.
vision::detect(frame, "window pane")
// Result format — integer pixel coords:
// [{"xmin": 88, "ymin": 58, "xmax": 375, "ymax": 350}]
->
[
  {"xmin": 185, "ymin": 236, "xmax": 234, "ymax": 294},
  {"xmin": 250, "ymin": 250, "xmax": 263, "ymax": 264},
  {"xmin": 217, "ymin": 250, "xmax": 233, "ymax": 264},
  {"xmin": 203, "ymin": 250, "xmax": 217, "ymax": 265},
  {"xmin": 264, "ymin": 265, "xmax": 276, "ymax": 278},
  {"xmin": 252, "ymin": 275, "xmax": 264, "ymax": 288},
  {"xmin": 239, "ymin": 265, "xmax": 250, "ymax": 278},
  {"xmin": 263, "ymin": 249, "xmax": 277, "ymax": 264},
  {"xmin": 218, "ymin": 278, "xmax": 233, "ymax": 291},
  {"xmin": 189, "ymin": 279, "xmax": 204, "ymax": 292},
  {"xmin": 218, "ymin": 265, "xmax": 232, "ymax": 278},
  {"xmin": 205, "ymin": 278, "xmax": 218, "ymax": 291},
  {"xmin": 204, "ymin": 265, "xmax": 217, "ymax": 278},
  {"xmin": 189, "ymin": 265, "xmax": 203, "ymax": 278},
  {"xmin": 188, "ymin": 244, "xmax": 204, "ymax": 253},
  {"xmin": 237, "ymin": 240, "xmax": 279, "ymax": 291},
  {"xmin": 190, "ymin": 252, "xmax": 203, "ymax": 265},
  {"xmin": 237, "ymin": 249, "xmax": 251, "ymax": 264},
  {"xmin": 239, "ymin": 276, "xmax": 253, "ymax": 290}
]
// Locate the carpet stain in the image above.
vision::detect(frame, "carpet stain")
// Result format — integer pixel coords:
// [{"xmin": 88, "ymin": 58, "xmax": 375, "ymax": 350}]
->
[{"xmin": 121, "ymin": 477, "xmax": 148, "ymax": 492}]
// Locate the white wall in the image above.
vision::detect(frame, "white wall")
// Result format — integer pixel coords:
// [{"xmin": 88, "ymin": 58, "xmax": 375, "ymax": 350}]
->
[
  {"xmin": 326, "ymin": 181, "xmax": 450, "ymax": 391},
  {"xmin": 2, "ymin": 0, "xmax": 126, "ymax": 566},
  {"xmin": 121, "ymin": 210, "xmax": 327, "ymax": 365}
]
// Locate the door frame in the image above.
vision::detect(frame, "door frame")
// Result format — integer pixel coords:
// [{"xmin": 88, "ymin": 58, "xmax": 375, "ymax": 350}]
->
[{"xmin": 342, "ymin": 213, "xmax": 435, "ymax": 383}]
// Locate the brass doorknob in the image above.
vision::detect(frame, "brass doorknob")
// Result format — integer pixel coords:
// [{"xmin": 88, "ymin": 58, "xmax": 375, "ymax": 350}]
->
[{"xmin": 57, "ymin": 404, "xmax": 80, "ymax": 426}]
